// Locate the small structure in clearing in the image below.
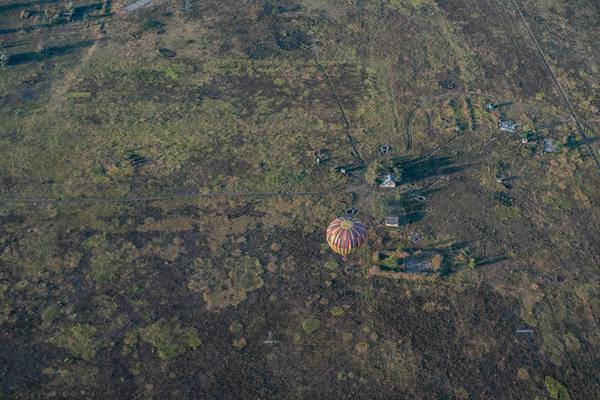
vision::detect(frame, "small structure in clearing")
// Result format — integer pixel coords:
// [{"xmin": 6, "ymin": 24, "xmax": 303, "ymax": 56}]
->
[
  {"xmin": 499, "ymin": 120, "xmax": 519, "ymax": 133},
  {"xmin": 379, "ymin": 174, "xmax": 396, "ymax": 188},
  {"xmin": 543, "ymin": 138, "xmax": 559, "ymax": 153},
  {"xmin": 379, "ymin": 144, "xmax": 391, "ymax": 155},
  {"xmin": 385, "ymin": 216, "xmax": 399, "ymax": 228},
  {"xmin": 369, "ymin": 250, "xmax": 443, "ymax": 279}
]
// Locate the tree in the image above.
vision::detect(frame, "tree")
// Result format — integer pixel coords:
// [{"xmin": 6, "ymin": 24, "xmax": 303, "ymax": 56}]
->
[
  {"xmin": 364, "ymin": 161, "xmax": 383, "ymax": 185},
  {"xmin": 392, "ymin": 165, "xmax": 404, "ymax": 183},
  {"xmin": 381, "ymin": 254, "xmax": 402, "ymax": 271}
]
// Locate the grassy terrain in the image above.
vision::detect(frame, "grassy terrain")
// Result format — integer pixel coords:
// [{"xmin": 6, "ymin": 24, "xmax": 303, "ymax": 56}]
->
[{"xmin": 0, "ymin": 0, "xmax": 598, "ymax": 398}]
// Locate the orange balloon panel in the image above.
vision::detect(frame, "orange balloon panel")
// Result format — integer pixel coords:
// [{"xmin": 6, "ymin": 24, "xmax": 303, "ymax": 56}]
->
[{"xmin": 326, "ymin": 217, "xmax": 367, "ymax": 257}]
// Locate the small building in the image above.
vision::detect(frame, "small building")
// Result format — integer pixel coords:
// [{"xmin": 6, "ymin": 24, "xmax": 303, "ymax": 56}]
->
[
  {"xmin": 379, "ymin": 144, "xmax": 391, "ymax": 155},
  {"xmin": 379, "ymin": 174, "xmax": 396, "ymax": 188},
  {"xmin": 543, "ymin": 138, "xmax": 558, "ymax": 153},
  {"xmin": 404, "ymin": 252, "xmax": 443, "ymax": 273},
  {"xmin": 499, "ymin": 120, "xmax": 519, "ymax": 133},
  {"xmin": 486, "ymin": 102, "xmax": 513, "ymax": 112},
  {"xmin": 385, "ymin": 216, "xmax": 399, "ymax": 227},
  {"xmin": 314, "ymin": 149, "xmax": 328, "ymax": 164}
]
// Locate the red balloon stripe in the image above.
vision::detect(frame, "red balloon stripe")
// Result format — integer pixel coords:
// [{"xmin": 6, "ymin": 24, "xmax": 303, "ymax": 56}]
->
[{"xmin": 326, "ymin": 217, "xmax": 367, "ymax": 257}]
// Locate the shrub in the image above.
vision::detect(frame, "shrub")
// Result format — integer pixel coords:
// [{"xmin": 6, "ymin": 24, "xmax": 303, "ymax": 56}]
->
[
  {"xmin": 381, "ymin": 254, "xmax": 402, "ymax": 271},
  {"xmin": 50, "ymin": 324, "xmax": 98, "ymax": 360},
  {"xmin": 139, "ymin": 319, "xmax": 201, "ymax": 360},
  {"xmin": 544, "ymin": 376, "xmax": 570, "ymax": 400},
  {"xmin": 301, "ymin": 317, "xmax": 320, "ymax": 334}
]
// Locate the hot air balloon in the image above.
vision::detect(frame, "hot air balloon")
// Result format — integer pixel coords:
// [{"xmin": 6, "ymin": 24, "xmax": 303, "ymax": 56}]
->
[{"xmin": 326, "ymin": 217, "xmax": 367, "ymax": 258}]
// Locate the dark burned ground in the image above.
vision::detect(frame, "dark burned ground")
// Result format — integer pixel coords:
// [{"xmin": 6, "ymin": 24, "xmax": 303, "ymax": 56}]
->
[
  {"xmin": 0, "ymin": 202, "xmax": 563, "ymax": 399},
  {"xmin": 1, "ymin": 0, "xmax": 599, "ymax": 399}
]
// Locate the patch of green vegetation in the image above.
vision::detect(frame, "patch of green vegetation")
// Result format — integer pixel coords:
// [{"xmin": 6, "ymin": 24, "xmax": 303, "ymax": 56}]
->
[
  {"xmin": 229, "ymin": 321, "xmax": 243, "ymax": 334},
  {"xmin": 387, "ymin": 0, "xmax": 435, "ymax": 15},
  {"xmin": 467, "ymin": 257, "xmax": 477, "ymax": 270},
  {"xmin": 262, "ymin": 165, "xmax": 308, "ymax": 192},
  {"xmin": 563, "ymin": 332, "xmax": 581, "ymax": 352},
  {"xmin": 494, "ymin": 205, "xmax": 521, "ymax": 219},
  {"xmin": 188, "ymin": 256, "xmax": 263, "ymax": 310},
  {"xmin": 50, "ymin": 324, "xmax": 98, "ymax": 360},
  {"xmin": 365, "ymin": 159, "xmax": 405, "ymax": 186},
  {"xmin": 336, "ymin": 371, "xmax": 348, "ymax": 381},
  {"xmin": 374, "ymin": 339, "xmax": 420, "ymax": 388},
  {"xmin": 163, "ymin": 67, "xmax": 179, "ymax": 81},
  {"xmin": 301, "ymin": 317, "xmax": 320, "ymax": 334},
  {"xmin": 139, "ymin": 319, "xmax": 201, "ymax": 360},
  {"xmin": 142, "ymin": 20, "xmax": 165, "ymax": 32},
  {"xmin": 96, "ymin": 295, "xmax": 118, "ymax": 320},
  {"xmin": 324, "ymin": 260, "xmax": 339, "ymax": 270},
  {"xmin": 542, "ymin": 331, "xmax": 567, "ymax": 366},
  {"xmin": 330, "ymin": 306, "xmax": 345, "ymax": 316},
  {"xmin": 380, "ymin": 254, "xmax": 404, "ymax": 271},
  {"xmin": 41, "ymin": 304, "xmax": 61, "ymax": 327},
  {"xmin": 544, "ymin": 376, "xmax": 570, "ymax": 400},
  {"xmin": 466, "ymin": 97, "xmax": 477, "ymax": 130},
  {"xmin": 83, "ymin": 234, "xmax": 136, "ymax": 283},
  {"xmin": 355, "ymin": 341, "xmax": 369, "ymax": 354},
  {"xmin": 66, "ymin": 91, "xmax": 92, "ymax": 99},
  {"xmin": 542, "ymin": 193, "xmax": 573, "ymax": 211},
  {"xmin": 91, "ymin": 163, "xmax": 108, "ymax": 182},
  {"xmin": 362, "ymin": 289, "xmax": 376, "ymax": 301},
  {"xmin": 364, "ymin": 161, "xmax": 384, "ymax": 185},
  {"xmin": 448, "ymin": 98, "xmax": 469, "ymax": 133}
]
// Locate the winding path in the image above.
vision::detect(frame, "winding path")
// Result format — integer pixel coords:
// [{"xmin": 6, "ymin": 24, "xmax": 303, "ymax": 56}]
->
[
  {"xmin": 404, "ymin": 90, "xmax": 497, "ymax": 158},
  {"xmin": 311, "ymin": 51, "xmax": 365, "ymax": 165}
]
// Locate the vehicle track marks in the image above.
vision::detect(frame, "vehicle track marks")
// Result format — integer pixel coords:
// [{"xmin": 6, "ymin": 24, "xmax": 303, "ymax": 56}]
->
[
  {"xmin": 310, "ymin": 51, "xmax": 365, "ymax": 165},
  {"xmin": 505, "ymin": 0, "xmax": 600, "ymax": 171}
]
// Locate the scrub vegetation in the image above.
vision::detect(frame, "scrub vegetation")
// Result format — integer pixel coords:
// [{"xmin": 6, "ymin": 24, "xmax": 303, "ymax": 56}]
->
[{"xmin": 0, "ymin": 0, "xmax": 598, "ymax": 398}]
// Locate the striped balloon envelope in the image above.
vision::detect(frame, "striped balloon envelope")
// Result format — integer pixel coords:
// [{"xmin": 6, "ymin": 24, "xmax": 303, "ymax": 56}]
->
[{"xmin": 326, "ymin": 217, "xmax": 367, "ymax": 257}]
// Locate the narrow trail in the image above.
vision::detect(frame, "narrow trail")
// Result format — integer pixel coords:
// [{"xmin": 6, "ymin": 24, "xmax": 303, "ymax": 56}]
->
[
  {"xmin": 310, "ymin": 51, "xmax": 365, "ymax": 165},
  {"xmin": 404, "ymin": 90, "xmax": 497, "ymax": 158},
  {"xmin": 45, "ymin": 28, "xmax": 102, "ymax": 113},
  {"xmin": 385, "ymin": 65, "xmax": 403, "ymax": 151},
  {"xmin": 0, "ymin": 190, "xmax": 346, "ymax": 205}
]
